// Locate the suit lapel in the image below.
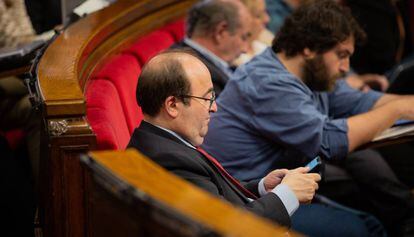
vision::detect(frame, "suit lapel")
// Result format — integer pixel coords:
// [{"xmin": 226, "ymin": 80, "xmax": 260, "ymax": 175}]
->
[{"xmin": 138, "ymin": 121, "xmax": 252, "ymax": 203}]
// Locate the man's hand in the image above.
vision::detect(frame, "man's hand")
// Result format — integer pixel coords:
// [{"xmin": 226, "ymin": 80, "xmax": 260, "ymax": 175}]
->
[
  {"xmin": 263, "ymin": 169, "xmax": 289, "ymax": 192},
  {"xmin": 346, "ymin": 74, "xmax": 389, "ymax": 92},
  {"xmin": 281, "ymin": 167, "xmax": 321, "ymax": 203},
  {"xmin": 360, "ymin": 74, "xmax": 389, "ymax": 92},
  {"xmin": 393, "ymin": 97, "xmax": 414, "ymax": 120},
  {"xmin": 346, "ymin": 74, "xmax": 369, "ymax": 92}
]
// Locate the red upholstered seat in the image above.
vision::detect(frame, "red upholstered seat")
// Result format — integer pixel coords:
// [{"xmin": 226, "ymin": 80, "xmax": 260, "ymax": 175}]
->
[
  {"xmin": 86, "ymin": 79, "xmax": 130, "ymax": 150},
  {"xmin": 87, "ymin": 19, "xmax": 185, "ymax": 150},
  {"xmin": 124, "ymin": 31, "xmax": 176, "ymax": 64},
  {"xmin": 160, "ymin": 19, "xmax": 185, "ymax": 41},
  {"xmin": 94, "ymin": 54, "xmax": 143, "ymax": 133}
]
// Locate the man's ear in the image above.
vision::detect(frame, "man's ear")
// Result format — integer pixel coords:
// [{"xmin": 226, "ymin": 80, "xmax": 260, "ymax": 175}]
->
[
  {"xmin": 164, "ymin": 96, "xmax": 180, "ymax": 118},
  {"xmin": 213, "ymin": 21, "xmax": 229, "ymax": 43},
  {"xmin": 303, "ymin": 48, "xmax": 316, "ymax": 59}
]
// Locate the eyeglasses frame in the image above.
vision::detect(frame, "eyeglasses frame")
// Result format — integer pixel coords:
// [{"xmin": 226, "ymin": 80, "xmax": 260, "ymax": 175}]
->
[{"xmin": 179, "ymin": 92, "xmax": 216, "ymax": 110}]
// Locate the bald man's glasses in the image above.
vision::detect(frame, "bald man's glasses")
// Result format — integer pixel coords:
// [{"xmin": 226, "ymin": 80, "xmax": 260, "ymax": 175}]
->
[{"xmin": 181, "ymin": 92, "xmax": 216, "ymax": 110}]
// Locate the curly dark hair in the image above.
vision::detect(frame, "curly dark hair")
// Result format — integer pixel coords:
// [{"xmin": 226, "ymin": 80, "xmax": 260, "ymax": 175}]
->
[{"xmin": 272, "ymin": 0, "xmax": 366, "ymax": 57}]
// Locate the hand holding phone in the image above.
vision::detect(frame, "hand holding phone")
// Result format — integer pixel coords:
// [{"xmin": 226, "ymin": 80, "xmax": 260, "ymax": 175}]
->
[{"xmin": 305, "ymin": 156, "xmax": 322, "ymax": 174}]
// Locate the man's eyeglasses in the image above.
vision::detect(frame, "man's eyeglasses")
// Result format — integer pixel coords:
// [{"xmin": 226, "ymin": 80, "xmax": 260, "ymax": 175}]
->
[{"xmin": 180, "ymin": 92, "xmax": 216, "ymax": 110}]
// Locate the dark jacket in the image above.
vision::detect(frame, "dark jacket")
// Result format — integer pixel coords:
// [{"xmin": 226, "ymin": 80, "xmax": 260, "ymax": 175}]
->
[{"xmin": 127, "ymin": 121, "xmax": 291, "ymax": 227}]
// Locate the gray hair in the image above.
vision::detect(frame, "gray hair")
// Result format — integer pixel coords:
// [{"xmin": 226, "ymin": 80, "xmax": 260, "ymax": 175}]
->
[{"xmin": 186, "ymin": 0, "xmax": 242, "ymax": 37}]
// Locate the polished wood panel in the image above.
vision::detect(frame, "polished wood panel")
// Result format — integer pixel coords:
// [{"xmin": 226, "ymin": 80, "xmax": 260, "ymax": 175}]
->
[
  {"xmin": 37, "ymin": 0, "xmax": 194, "ymax": 117},
  {"xmin": 39, "ymin": 125, "xmax": 96, "ymax": 237},
  {"xmin": 86, "ymin": 149, "xmax": 299, "ymax": 237}
]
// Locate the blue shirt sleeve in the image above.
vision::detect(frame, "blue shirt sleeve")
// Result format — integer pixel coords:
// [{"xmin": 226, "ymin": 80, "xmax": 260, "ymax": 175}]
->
[{"xmin": 328, "ymin": 80, "xmax": 383, "ymax": 118}]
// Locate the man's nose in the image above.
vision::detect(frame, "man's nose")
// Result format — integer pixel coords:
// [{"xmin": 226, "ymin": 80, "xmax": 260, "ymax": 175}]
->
[
  {"xmin": 262, "ymin": 12, "xmax": 270, "ymax": 26},
  {"xmin": 241, "ymin": 39, "xmax": 250, "ymax": 53},
  {"xmin": 340, "ymin": 58, "xmax": 350, "ymax": 73},
  {"xmin": 210, "ymin": 100, "xmax": 218, "ymax": 113}
]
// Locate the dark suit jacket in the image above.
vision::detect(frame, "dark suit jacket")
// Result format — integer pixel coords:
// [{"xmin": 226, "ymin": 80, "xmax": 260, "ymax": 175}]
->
[
  {"xmin": 127, "ymin": 121, "xmax": 291, "ymax": 227},
  {"xmin": 171, "ymin": 41, "xmax": 230, "ymax": 96}
]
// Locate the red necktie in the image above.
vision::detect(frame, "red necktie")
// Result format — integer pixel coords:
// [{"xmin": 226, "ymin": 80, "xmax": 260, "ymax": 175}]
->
[{"xmin": 196, "ymin": 147, "xmax": 258, "ymax": 199}]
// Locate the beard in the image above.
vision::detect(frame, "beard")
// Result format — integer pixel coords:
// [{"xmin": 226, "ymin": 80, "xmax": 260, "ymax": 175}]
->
[{"xmin": 302, "ymin": 56, "xmax": 344, "ymax": 92}]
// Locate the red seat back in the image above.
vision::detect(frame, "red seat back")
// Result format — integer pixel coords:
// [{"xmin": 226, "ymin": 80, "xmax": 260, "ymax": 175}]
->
[
  {"xmin": 160, "ymin": 19, "xmax": 186, "ymax": 41},
  {"xmin": 86, "ymin": 19, "xmax": 185, "ymax": 150},
  {"xmin": 124, "ymin": 31, "xmax": 175, "ymax": 64},
  {"xmin": 86, "ymin": 79, "xmax": 130, "ymax": 150},
  {"xmin": 94, "ymin": 54, "xmax": 143, "ymax": 134}
]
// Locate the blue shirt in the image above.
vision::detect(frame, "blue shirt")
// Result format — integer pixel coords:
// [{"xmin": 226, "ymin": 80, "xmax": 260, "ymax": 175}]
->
[
  {"xmin": 202, "ymin": 48, "xmax": 383, "ymax": 181},
  {"xmin": 265, "ymin": 0, "xmax": 293, "ymax": 34}
]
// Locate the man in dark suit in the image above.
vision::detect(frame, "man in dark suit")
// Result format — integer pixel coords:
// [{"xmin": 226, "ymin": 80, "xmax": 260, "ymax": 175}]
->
[
  {"xmin": 127, "ymin": 49, "xmax": 385, "ymax": 236},
  {"xmin": 171, "ymin": 0, "xmax": 252, "ymax": 95}
]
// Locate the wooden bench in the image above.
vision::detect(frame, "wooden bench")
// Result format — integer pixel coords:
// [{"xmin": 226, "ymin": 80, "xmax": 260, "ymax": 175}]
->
[{"xmin": 83, "ymin": 149, "xmax": 295, "ymax": 237}]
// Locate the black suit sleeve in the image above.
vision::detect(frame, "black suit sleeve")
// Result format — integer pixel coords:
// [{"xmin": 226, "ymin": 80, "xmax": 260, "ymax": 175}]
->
[
  {"xmin": 247, "ymin": 194, "xmax": 291, "ymax": 227},
  {"xmin": 171, "ymin": 169, "xmax": 225, "ymax": 196},
  {"xmin": 155, "ymin": 152, "xmax": 291, "ymax": 227},
  {"xmin": 243, "ymin": 179, "xmax": 261, "ymax": 196},
  {"xmin": 172, "ymin": 168, "xmax": 291, "ymax": 227},
  {"xmin": 243, "ymin": 180, "xmax": 291, "ymax": 227}
]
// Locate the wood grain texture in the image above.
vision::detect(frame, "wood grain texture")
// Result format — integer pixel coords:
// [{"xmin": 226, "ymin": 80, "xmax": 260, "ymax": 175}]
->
[
  {"xmin": 87, "ymin": 149, "xmax": 300, "ymax": 237},
  {"xmin": 37, "ymin": 0, "xmax": 194, "ymax": 117}
]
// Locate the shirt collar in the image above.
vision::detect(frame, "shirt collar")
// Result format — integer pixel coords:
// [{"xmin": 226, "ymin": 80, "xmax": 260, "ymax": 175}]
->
[
  {"xmin": 184, "ymin": 37, "xmax": 233, "ymax": 77},
  {"xmin": 153, "ymin": 124, "xmax": 196, "ymax": 149}
]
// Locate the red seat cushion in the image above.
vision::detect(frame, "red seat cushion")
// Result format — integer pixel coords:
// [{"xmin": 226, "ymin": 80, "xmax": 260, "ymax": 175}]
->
[
  {"xmin": 94, "ymin": 54, "xmax": 143, "ymax": 133},
  {"xmin": 124, "ymin": 31, "xmax": 175, "ymax": 64},
  {"xmin": 86, "ymin": 79, "xmax": 130, "ymax": 150},
  {"xmin": 160, "ymin": 19, "xmax": 185, "ymax": 41}
]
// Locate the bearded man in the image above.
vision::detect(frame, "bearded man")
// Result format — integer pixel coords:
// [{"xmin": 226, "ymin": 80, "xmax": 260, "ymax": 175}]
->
[{"xmin": 202, "ymin": 0, "xmax": 414, "ymax": 235}]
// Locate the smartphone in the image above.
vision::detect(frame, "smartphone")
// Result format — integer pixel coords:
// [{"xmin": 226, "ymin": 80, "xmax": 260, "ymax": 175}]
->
[{"xmin": 305, "ymin": 156, "xmax": 322, "ymax": 173}]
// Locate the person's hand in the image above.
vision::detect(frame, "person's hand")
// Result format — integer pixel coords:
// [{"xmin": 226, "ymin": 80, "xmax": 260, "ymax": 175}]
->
[
  {"xmin": 346, "ymin": 74, "xmax": 370, "ymax": 92},
  {"xmin": 393, "ymin": 97, "xmax": 414, "ymax": 120},
  {"xmin": 346, "ymin": 74, "xmax": 389, "ymax": 92},
  {"xmin": 281, "ymin": 167, "xmax": 321, "ymax": 204},
  {"xmin": 359, "ymin": 74, "xmax": 389, "ymax": 92},
  {"xmin": 263, "ymin": 169, "xmax": 289, "ymax": 192}
]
